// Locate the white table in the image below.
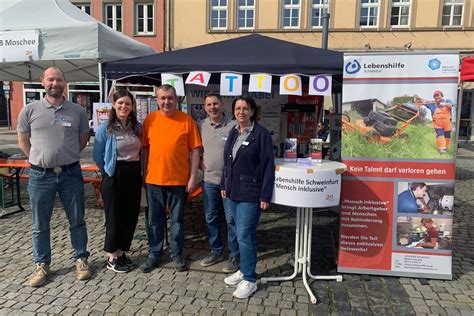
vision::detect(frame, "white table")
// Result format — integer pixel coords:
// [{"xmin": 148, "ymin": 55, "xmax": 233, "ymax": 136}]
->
[{"xmin": 261, "ymin": 159, "xmax": 347, "ymax": 304}]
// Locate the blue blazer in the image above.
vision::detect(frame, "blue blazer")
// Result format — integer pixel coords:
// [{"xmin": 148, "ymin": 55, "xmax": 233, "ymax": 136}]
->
[{"xmin": 221, "ymin": 122, "xmax": 275, "ymax": 203}]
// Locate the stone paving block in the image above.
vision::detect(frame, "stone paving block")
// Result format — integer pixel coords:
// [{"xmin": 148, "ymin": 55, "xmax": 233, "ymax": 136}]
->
[
  {"xmin": 176, "ymin": 296, "xmax": 194, "ymax": 305},
  {"xmin": 276, "ymin": 299, "xmax": 293, "ymax": 309},
  {"xmin": 280, "ymin": 309, "xmax": 298, "ymax": 316},
  {"xmin": 445, "ymin": 308, "xmax": 461, "ymax": 315},
  {"xmin": 169, "ymin": 302, "xmax": 186, "ymax": 312},
  {"xmin": 247, "ymin": 303, "xmax": 265, "ymax": 314}
]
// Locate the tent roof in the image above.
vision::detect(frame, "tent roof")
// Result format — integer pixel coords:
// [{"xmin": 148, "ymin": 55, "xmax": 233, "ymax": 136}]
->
[
  {"xmin": 104, "ymin": 34, "xmax": 343, "ymax": 82},
  {"xmin": 0, "ymin": 0, "xmax": 156, "ymax": 82},
  {"xmin": 461, "ymin": 57, "xmax": 474, "ymax": 82}
]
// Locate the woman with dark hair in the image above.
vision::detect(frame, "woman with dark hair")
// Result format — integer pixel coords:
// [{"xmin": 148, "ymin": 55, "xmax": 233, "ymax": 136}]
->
[
  {"xmin": 221, "ymin": 96, "xmax": 275, "ymax": 298},
  {"xmin": 93, "ymin": 89, "xmax": 142, "ymax": 273}
]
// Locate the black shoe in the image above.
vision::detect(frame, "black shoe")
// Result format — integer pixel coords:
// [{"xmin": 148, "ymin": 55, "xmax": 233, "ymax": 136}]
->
[
  {"xmin": 172, "ymin": 255, "xmax": 187, "ymax": 272},
  {"xmin": 119, "ymin": 253, "xmax": 137, "ymax": 270},
  {"xmin": 223, "ymin": 256, "xmax": 240, "ymax": 273},
  {"xmin": 200, "ymin": 251, "xmax": 224, "ymax": 267},
  {"xmin": 140, "ymin": 258, "xmax": 160, "ymax": 273},
  {"xmin": 106, "ymin": 258, "xmax": 129, "ymax": 273}
]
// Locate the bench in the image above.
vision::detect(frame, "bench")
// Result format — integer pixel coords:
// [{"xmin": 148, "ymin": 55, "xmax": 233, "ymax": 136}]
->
[{"xmin": 0, "ymin": 173, "xmax": 103, "ymax": 208}]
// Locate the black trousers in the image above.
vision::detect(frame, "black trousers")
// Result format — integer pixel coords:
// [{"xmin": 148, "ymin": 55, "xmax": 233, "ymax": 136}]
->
[{"xmin": 101, "ymin": 161, "xmax": 142, "ymax": 253}]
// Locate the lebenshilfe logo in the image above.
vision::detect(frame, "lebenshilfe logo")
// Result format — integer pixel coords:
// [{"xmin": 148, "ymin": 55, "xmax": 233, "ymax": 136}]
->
[
  {"xmin": 428, "ymin": 58, "xmax": 441, "ymax": 70},
  {"xmin": 345, "ymin": 59, "xmax": 362, "ymax": 74}
]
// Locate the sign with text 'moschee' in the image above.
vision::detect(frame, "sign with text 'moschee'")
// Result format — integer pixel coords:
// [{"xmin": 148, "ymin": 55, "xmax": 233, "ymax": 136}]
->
[{"xmin": 0, "ymin": 30, "xmax": 39, "ymax": 62}]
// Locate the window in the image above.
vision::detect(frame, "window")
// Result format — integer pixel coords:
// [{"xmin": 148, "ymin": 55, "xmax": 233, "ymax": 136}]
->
[
  {"xmin": 310, "ymin": 0, "xmax": 330, "ymax": 28},
  {"xmin": 105, "ymin": 4, "xmax": 122, "ymax": 32},
  {"xmin": 136, "ymin": 3, "xmax": 154, "ymax": 35},
  {"xmin": 442, "ymin": 0, "xmax": 463, "ymax": 26},
  {"xmin": 75, "ymin": 4, "xmax": 91, "ymax": 15},
  {"xmin": 237, "ymin": 0, "xmax": 255, "ymax": 30},
  {"xmin": 23, "ymin": 83, "xmax": 45, "ymax": 106},
  {"xmin": 282, "ymin": 0, "xmax": 301, "ymax": 29},
  {"xmin": 359, "ymin": 0, "xmax": 380, "ymax": 27},
  {"xmin": 210, "ymin": 0, "xmax": 228, "ymax": 30},
  {"xmin": 390, "ymin": 0, "xmax": 411, "ymax": 27}
]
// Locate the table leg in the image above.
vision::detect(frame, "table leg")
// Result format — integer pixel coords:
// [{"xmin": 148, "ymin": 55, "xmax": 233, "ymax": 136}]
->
[
  {"xmin": 306, "ymin": 207, "xmax": 343, "ymax": 282},
  {"xmin": 261, "ymin": 207, "xmax": 342, "ymax": 304},
  {"xmin": 0, "ymin": 167, "xmax": 26, "ymax": 218},
  {"xmin": 261, "ymin": 207, "xmax": 301, "ymax": 284},
  {"xmin": 301, "ymin": 207, "xmax": 318, "ymax": 304}
]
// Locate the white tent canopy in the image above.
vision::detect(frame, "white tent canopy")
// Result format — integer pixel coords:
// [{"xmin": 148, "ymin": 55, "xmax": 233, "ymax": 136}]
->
[{"xmin": 0, "ymin": 0, "xmax": 156, "ymax": 82}]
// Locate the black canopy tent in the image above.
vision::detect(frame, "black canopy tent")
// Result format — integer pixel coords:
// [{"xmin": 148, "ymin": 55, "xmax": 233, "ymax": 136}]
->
[
  {"xmin": 103, "ymin": 34, "xmax": 344, "ymax": 159},
  {"xmin": 103, "ymin": 34, "xmax": 343, "ymax": 87}
]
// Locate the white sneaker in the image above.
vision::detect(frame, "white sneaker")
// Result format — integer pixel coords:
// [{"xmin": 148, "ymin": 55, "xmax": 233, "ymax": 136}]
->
[
  {"xmin": 233, "ymin": 280, "xmax": 257, "ymax": 299},
  {"xmin": 224, "ymin": 270, "xmax": 244, "ymax": 286}
]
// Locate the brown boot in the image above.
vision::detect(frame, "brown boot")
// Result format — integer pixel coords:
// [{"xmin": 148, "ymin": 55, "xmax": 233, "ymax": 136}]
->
[
  {"xmin": 75, "ymin": 258, "xmax": 91, "ymax": 281},
  {"xmin": 29, "ymin": 263, "xmax": 50, "ymax": 287}
]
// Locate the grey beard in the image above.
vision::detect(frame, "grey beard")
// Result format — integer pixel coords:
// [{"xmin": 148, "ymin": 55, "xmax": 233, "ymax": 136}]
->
[{"xmin": 46, "ymin": 89, "xmax": 63, "ymax": 98}]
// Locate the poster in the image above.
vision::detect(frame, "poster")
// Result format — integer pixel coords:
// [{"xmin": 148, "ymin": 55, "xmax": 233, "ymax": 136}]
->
[
  {"xmin": 186, "ymin": 85, "xmax": 285, "ymax": 144},
  {"xmin": 337, "ymin": 53, "xmax": 458, "ymax": 280},
  {"xmin": 92, "ymin": 102, "xmax": 112, "ymax": 133}
]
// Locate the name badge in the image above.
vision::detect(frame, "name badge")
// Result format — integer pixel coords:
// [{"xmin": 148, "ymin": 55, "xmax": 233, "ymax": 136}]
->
[
  {"xmin": 116, "ymin": 135, "xmax": 125, "ymax": 140},
  {"xmin": 242, "ymin": 141, "xmax": 249, "ymax": 146},
  {"xmin": 221, "ymin": 136, "xmax": 228, "ymax": 141},
  {"xmin": 61, "ymin": 121, "xmax": 71, "ymax": 127}
]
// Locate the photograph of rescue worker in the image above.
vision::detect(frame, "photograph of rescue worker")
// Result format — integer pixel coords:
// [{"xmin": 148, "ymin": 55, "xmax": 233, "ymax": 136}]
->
[
  {"xmin": 93, "ymin": 89, "xmax": 142, "ymax": 273},
  {"xmin": 397, "ymin": 182, "xmax": 429, "ymax": 214},
  {"xmin": 415, "ymin": 218, "xmax": 439, "ymax": 249},
  {"xmin": 415, "ymin": 90, "xmax": 454, "ymax": 154},
  {"xmin": 220, "ymin": 96, "xmax": 275, "ymax": 299}
]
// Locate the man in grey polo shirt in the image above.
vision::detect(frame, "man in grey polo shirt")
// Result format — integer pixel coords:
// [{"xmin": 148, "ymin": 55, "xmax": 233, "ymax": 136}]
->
[
  {"xmin": 17, "ymin": 67, "xmax": 91, "ymax": 287},
  {"xmin": 198, "ymin": 93, "xmax": 240, "ymax": 272}
]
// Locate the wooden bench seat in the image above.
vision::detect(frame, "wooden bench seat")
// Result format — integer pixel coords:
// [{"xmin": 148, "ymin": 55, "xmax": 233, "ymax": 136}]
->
[{"xmin": 0, "ymin": 173, "xmax": 104, "ymax": 208}]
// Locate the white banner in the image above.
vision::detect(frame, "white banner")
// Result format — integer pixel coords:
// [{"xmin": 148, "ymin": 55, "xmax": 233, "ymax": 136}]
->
[
  {"xmin": 220, "ymin": 73, "xmax": 242, "ymax": 96},
  {"xmin": 0, "ymin": 30, "xmax": 39, "ymax": 62},
  {"xmin": 161, "ymin": 73, "xmax": 185, "ymax": 96},
  {"xmin": 279, "ymin": 74, "xmax": 302, "ymax": 95},
  {"xmin": 249, "ymin": 74, "xmax": 272, "ymax": 93},
  {"xmin": 185, "ymin": 71, "xmax": 211, "ymax": 86}
]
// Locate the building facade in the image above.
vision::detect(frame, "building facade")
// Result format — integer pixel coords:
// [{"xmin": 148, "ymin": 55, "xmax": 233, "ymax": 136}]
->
[{"xmin": 167, "ymin": 0, "xmax": 474, "ymax": 140}]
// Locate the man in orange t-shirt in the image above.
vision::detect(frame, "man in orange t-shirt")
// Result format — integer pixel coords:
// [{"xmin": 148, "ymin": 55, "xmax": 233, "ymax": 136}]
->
[{"xmin": 141, "ymin": 84, "xmax": 201, "ymax": 273}]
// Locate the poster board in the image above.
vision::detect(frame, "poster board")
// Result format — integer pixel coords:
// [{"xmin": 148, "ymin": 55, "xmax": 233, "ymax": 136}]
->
[{"xmin": 338, "ymin": 53, "xmax": 458, "ymax": 280}]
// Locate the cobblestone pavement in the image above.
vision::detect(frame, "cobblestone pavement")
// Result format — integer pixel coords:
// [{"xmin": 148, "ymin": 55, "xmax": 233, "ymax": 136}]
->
[{"xmin": 0, "ymin": 128, "xmax": 473, "ymax": 315}]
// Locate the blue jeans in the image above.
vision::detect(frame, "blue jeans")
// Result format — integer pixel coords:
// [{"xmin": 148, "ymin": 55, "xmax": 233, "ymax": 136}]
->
[
  {"xmin": 146, "ymin": 184, "xmax": 186, "ymax": 259},
  {"xmin": 28, "ymin": 164, "xmax": 89, "ymax": 264},
  {"xmin": 202, "ymin": 182, "xmax": 239, "ymax": 257},
  {"xmin": 228, "ymin": 199, "xmax": 261, "ymax": 283}
]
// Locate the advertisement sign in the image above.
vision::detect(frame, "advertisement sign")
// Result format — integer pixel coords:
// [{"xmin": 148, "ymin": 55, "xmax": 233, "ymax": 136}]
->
[
  {"xmin": 92, "ymin": 103, "xmax": 112, "ymax": 133},
  {"xmin": 186, "ymin": 85, "xmax": 285, "ymax": 144},
  {"xmin": 0, "ymin": 30, "xmax": 39, "ymax": 62},
  {"xmin": 338, "ymin": 53, "xmax": 458, "ymax": 280}
]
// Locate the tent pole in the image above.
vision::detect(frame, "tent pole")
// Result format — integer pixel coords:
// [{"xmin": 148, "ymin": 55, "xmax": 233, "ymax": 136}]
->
[{"xmin": 98, "ymin": 61, "xmax": 104, "ymax": 102}]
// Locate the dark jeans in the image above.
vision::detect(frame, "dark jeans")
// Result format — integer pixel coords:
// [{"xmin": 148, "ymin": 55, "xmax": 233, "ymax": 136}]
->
[
  {"xmin": 202, "ymin": 182, "xmax": 239, "ymax": 257},
  {"xmin": 146, "ymin": 184, "xmax": 186, "ymax": 259},
  {"xmin": 101, "ymin": 161, "xmax": 141, "ymax": 253},
  {"xmin": 28, "ymin": 164, "xmax": 89, "ymax": 264}
]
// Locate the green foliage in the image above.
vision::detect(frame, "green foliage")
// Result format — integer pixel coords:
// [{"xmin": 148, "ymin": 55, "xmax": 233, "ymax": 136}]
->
[{"xmin": 342, "ymin": 119, "xmax": 456, "ymax": 159}]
